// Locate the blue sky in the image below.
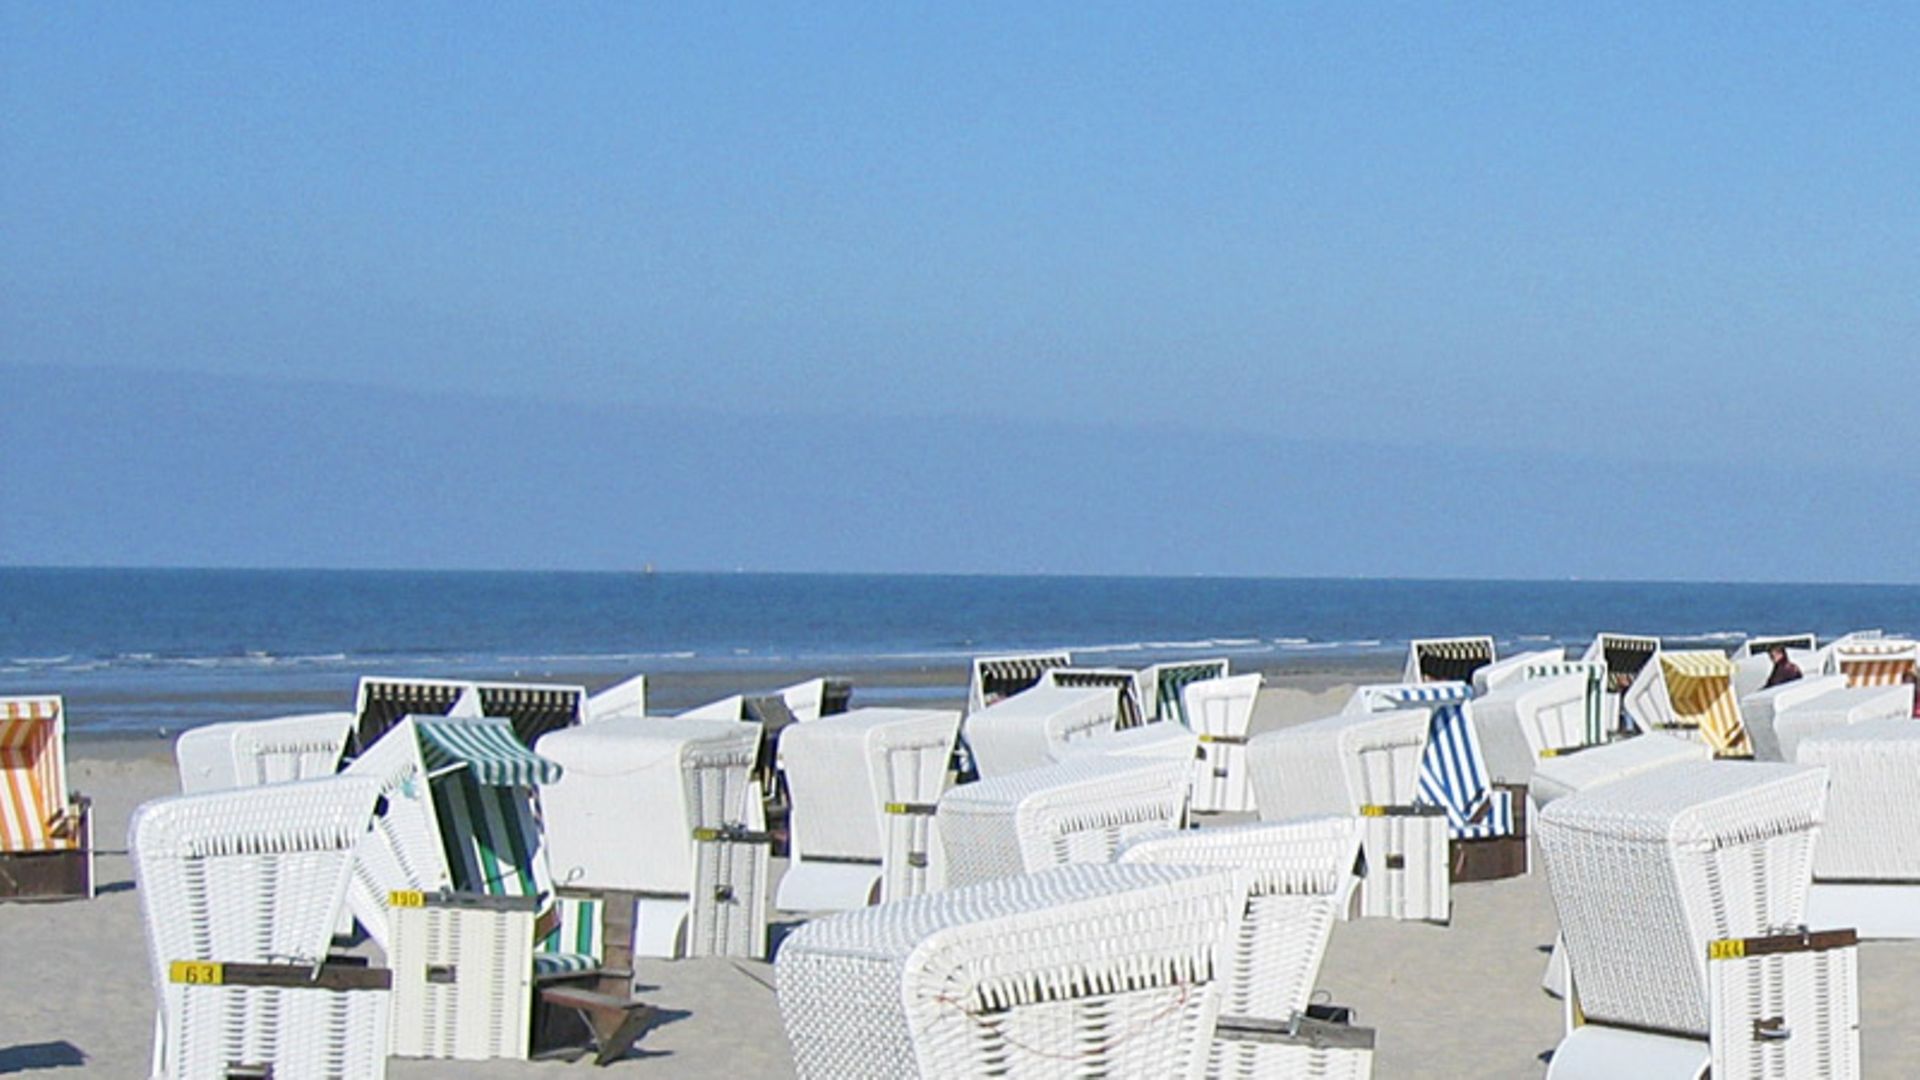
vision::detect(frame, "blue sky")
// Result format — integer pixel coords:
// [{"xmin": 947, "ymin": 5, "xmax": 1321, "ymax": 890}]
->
[{"xmin": 4, "ymin": 5, "xmax": 1918, "ymax": 576}]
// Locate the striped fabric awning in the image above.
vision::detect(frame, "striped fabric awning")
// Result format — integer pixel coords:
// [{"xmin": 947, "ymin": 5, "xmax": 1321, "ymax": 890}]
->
[
  {"xmin": 1, "ymin": 696, "xmax": 75, "ymax": 854},
  {"xmin": 1412, "ymin": 638, "xmax": 1496, "ymax": 683},
  {"xmin": 1369, "ymin": 682, "xmax": 1474, "ymax": 709},
  {"xmin": 1658, "ymin": 652, "xmax": 1750, "ymax": 757},
  {"xmin": 1154, "ymin": 661, "xmax": 1229, "ymax": 726},
  {"xmin": 417, "ymin": 717, "xmax": 562, "ymax": 787},
  {"xmin": 1357, "ymin": 682, "xmax": 1511, "ymax": 840}
]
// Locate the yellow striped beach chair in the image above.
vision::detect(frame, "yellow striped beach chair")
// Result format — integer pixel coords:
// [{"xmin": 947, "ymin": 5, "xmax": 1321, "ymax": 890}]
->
[
  {"xmin": 1659, "ymin": 651, "xmax": 1753, "ymax": 758},
  {"xmin": 0, "ymin": 695, "xmax": 94, "ymax": 899}
]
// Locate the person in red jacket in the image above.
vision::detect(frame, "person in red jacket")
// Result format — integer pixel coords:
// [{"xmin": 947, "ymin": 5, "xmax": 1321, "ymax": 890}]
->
[{"xmin": 1763, "ymin": 645, "xmax": 1803, "ymax": 688}]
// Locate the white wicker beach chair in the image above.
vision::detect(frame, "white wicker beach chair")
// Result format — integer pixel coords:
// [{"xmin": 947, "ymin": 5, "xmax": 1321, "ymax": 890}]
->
[
  {"xmin": 1798, "ymin": 718, "xmax": 1920, "ymax": 938},
  {"xmin": 773, "ymin": 707, "xmax": 961, "ymax": 910},
  {"xmin": 1739, "ymin": 675, "xmax": 1848, "ymax": 762},
  {"xmin": 537, "ymin": 717, "xmax": 770, "ymax": 958},
  {"xmin": 350, "ymin": 675, "xmax": 587, "ymax": 755},
  {"xmin": 1140, "ymin": 658, "xmax": 1231, "ymax": 725},
  {"xmin": 345, "ymin": 715, "xmax": 654, "ymax": 1062},
  {"xmin": 1061, "ymin": 720, "xmax": 1201, "ymax": 763},
  {"xmin": 585, "ymin": 673, "xmax": 648, "ymax": 721},
  {"xmin": 1404, "ymin": 636, "xmax": 1496, "ymax": 685},
  {"xmin": 1528, "ymin": 733, "xmax": 1712, "ymax": 808},
  {"xmin": 0, "ymin": 694, "xmax": 94, "ymax": 900},
  {"xmin": 1247, "ymin": 704, "xmax": 1444, "ymax": 921},
  {"xmin": 778, "ymin": 863, "xmax": 1249, "ymax": 1080},
  {"xmin": 131, "ymin": 775, "xmax": 392, "ymax": 1079},
  {"xmin": 1119, "ymin": 818, "xmax": 1372, "ymax": 1079},
  {"xmin": 967, "ymin": 651, "xmax": 1075, "ymax": 715},
  {"xmin": 1538, "ymin": 762, "xmax": 1857, "ymax": 1079},
  {"xmin": 1472, "ymin": 673, "xmax": 1596, "ymax": 790},
  {"xmin": 175, "ymin": 711, "xmax": 352, "ymax": 794},
  {"xmin": 1472, "ymin": 648, "xmax": 1568, "ymax": 694},
  {"xmin": 1184, "ymin": 674, "xmax": 1262, "ymax": 814},
  {"xmin": 963, "ymin": 683, "xmax": 1119, "ymax": 778},
  {"xmin": 936, "ymin": 756, "xmax": 1192, "ymax": 889},
  {"xmin": 1756, "ymin": 683, "xmax": 1910, "ymax": 764}
]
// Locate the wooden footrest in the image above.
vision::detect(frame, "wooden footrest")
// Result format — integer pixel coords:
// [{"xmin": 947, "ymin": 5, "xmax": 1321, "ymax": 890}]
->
[{"xmin": 538, "ymin": 986, "xmax": 659, "ymax": 1066}]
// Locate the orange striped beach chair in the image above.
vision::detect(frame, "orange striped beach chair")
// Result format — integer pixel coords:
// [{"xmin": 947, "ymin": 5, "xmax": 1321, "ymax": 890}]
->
[
  {"xmin": 1831, "ymin": 639, "xmax": 1918, "ymax": 688},
  {"xmin": 0, "ymin": 695, "xmax": 94, "ymax": 899}
]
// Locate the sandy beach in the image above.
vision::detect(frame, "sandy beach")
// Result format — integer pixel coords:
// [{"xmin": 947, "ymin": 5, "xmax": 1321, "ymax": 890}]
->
[{"xmin": 6, "ymin": 672, "xmax": 1916, "ymax": 1077}]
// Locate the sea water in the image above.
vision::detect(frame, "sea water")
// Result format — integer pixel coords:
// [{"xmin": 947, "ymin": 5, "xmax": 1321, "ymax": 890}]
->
[{"xmin": 2, "ymin": 567, "xmax": 1915, "ymax": 734}]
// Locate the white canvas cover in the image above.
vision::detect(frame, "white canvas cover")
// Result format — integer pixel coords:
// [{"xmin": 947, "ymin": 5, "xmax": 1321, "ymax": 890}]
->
[
  {"xmin": 963, "ymin": 683, "xmax": 1118, "ymax": 778},
  {"xmin": 174, "ymin": 711, "xmax": 351, "ymax": 794}
]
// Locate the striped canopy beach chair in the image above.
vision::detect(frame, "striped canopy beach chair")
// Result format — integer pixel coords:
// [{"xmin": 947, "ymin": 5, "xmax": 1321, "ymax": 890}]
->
[
  {"xmin": 0, "ymin": 694, "xmax": 94, "ymax": 900},
  {"xmin": 1140, "ymin": 658, "xmax": 1230, "ymax": 726},
  {"xmin": 1348, "ymin": 683, "xmax": 1514, "ymax": 842},
  {"xmin": 966, "ymin": 651, "xmax": 1074, "ymax": 715},
  {"xmin": 1740, "ymin": 633, "xmax": 1818, "ymax": 658},
  {"xmin": 1404, "ymin": 636, "xmax": 1496, "ymax": 685},
  {"xmin": 350, "ymin": 675, "xmax": 588, "ymax": 756},
  {"xmin": 1043, "ymin": 667, "xmax": 1148, "ymax": 729},
  {"xmin": 349, "ymin": 714, "xmax": 654, "ymax": 1062},
  {"xmin": 132, "ymin": 775, "xmax": 393, "ymax": 1079},
  {"xmin": 1656, "ymin": 651, "xmax": 1753, "ymax": 757},
  {"xmin": 1828, "ymin": 638, "xmax": 1919, "ymax": 688},
  {"xmin": 174, "ymin": 711, "xmax": 353, "ymax": 794},
  {"xmin": 1583, "ymin": 633, "xmax": 1661, "ymax": 734}
]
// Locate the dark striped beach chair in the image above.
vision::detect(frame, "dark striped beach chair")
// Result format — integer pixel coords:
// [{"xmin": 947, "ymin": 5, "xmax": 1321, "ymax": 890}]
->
[
  {"xmin": 1141, "ymin": 658, "xmax": 1230, "ymax": 726},
  {"xmin": 349, "ymin": 675, "xmax": 588, "ymax": 757},
  {"xmin": 1044, "ymin": 667, "xmax": 1148, "ymax": 729},
  {"xmin": 966, "ymin": 651, "xmax": 1073, "ymax": 714},
  {"xmin": 1404, "ymin": 636, "xmax": 1497, "ymax": 685}
]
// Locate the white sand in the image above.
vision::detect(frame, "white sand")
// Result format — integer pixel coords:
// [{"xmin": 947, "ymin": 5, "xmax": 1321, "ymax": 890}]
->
[{"xmin": 6, "ymin": 684, "xmax": 1918, "ymax": 1077}]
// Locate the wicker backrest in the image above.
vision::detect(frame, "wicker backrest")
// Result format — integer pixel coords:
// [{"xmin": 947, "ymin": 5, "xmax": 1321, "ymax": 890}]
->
[{"xmin": 1538, "ymin": 762, "xmax": 1826, "ymax": 1036}]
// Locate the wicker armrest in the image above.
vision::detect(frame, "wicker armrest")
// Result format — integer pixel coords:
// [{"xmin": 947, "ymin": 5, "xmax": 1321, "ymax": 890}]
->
[{"xmin": 168, "ymin": 959, "xmax": 393, "ymax": 991}]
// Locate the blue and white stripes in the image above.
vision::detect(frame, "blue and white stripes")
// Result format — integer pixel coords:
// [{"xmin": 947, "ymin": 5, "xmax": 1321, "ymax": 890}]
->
[{"xmin": 1362, "ymin": 683, "xmax": 1512, "ymax": 840}]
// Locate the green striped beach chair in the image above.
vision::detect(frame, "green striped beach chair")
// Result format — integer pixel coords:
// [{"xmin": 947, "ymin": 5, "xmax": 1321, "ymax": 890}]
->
[{"xmin": 348, "ymin": 715, "xmax": 655, "ymax": 1063}]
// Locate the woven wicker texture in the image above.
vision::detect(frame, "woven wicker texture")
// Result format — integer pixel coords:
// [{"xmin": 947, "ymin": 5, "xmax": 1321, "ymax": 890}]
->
[
  {"xmin": 1707, "ymin": 937, "xmax": 1859, "ymax": 1079},
  {"xmin": 1473, "ymin": 673, "xmax": 1592, "ymax": 787},
  {"xmin": 965, "ymin": 684, "xmax": 1119, "ymax": 778},
  {"xmin": 937, "ymin": 757, "xmax": 1192, "ymax": 889},
  {"xmin": 175, "ymin": 712, "xmax": 353, "ymax": 795},
  {"xmin": 131, "ymin": 776, "xmax": 388, "ymax": 1079},
  {"xmin": 1538, "ymin": 762, "xmax": 1826, "ymax": 1036},
  {"xmin": 1798, "ymin": 718, "xmax": 1920, "ymax": 880},
  {"xmin": 777, "ymin": 863, "xmax": 1246, "ymax": 1080},
  {"xmin": 1767, "ymin": 686, "xmax": 1913, "ymax": 767},
  {"xmin": 1529, "ymin": 734, "xmax": 1710, "ymax": 807},
  {"xmin": 1119, "ymin": 817, "xmax": 1359, "ymax": 1019},
  {"xmin": 1248, "ymin": 707, "xmax": 1429, "ymax": 822}
]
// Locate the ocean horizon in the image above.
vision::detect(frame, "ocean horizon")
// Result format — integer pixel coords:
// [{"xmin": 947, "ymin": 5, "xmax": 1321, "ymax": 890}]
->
[{"xmin": 4, "ymin": 566, "xmax": 1915, "ymax": 734}]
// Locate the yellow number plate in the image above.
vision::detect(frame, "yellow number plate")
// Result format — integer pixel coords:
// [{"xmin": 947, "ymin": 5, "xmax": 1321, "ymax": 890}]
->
[
  {"xmin": 1708, "ymin": 938, "xmax": 1746, "ymax": 961},
  {"xmin": 1359, "ymin": 804, "xmax": 1387, "ymax": 817},
  {"xmin": 389, "ymin": 890, "xmax": 426, "ymax": 908},
  {"xmin": 169, "ymin": 961, "xmax": 224, "ymax": 985}
]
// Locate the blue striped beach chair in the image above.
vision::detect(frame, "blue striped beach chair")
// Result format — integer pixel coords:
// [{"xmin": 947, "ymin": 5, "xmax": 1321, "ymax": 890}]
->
[{"xmin": 1350, "ymin": 683, "xmax": 1524, "ymax": 880}]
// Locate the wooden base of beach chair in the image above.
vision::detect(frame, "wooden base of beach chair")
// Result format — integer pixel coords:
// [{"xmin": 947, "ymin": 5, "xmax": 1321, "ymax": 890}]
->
[
  {"xmin": 536, "ymin": 985, "xmax": 659, "ymax": 1066},
  {"xmin": 0, "ymin": 798, "xmax": 94, "ymax": 900},
  {"xmin": 1450, "ymin": 783, "xmax": 1530, "ymax": 883}
]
